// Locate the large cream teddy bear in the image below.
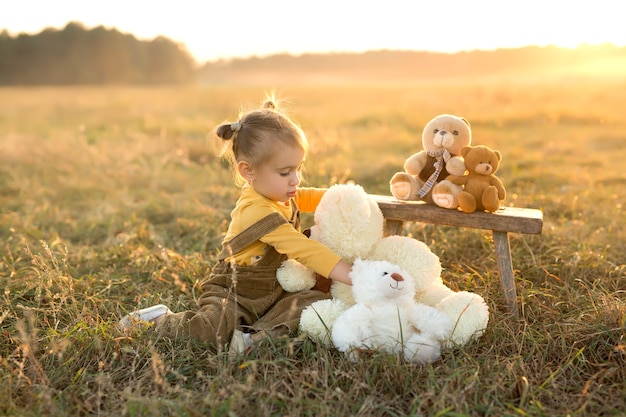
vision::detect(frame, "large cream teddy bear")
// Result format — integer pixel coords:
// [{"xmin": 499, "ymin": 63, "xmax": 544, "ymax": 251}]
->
[
  {"xmin": 332, "ymin": 258, "xmax": 453, "ymax": 364},
  {"xmin": 389, "ymin": 114, "xmax": 471, "ymax": 209},
  {"xmin": 277, "ymin": 183, "xmax": 489, "ymax": 347}
]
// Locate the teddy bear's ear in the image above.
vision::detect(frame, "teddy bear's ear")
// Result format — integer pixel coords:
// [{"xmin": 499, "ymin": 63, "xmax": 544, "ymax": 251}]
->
[
  {"xmin": 460, "ymin": 117, "xmax": 470, "ymax": 127},
  {"xmin": 461, "ymin": 146, "xmax": 472, "ymax": 157},
  {"xmin": 495, "ymin": 150, "xmax": 502, "ymax": 161}
]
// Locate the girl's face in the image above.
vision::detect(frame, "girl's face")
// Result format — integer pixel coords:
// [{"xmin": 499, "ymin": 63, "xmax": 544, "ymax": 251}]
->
[{"xmin": 249, "ymin": 144, "xmax": 304, "ymax": 202}]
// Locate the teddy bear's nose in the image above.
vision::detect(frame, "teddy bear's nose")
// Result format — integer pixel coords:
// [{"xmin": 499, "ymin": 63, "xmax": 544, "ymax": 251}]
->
[{"xmin": 390, "ymin": 273, "xmax": 404, "ymax": 282}]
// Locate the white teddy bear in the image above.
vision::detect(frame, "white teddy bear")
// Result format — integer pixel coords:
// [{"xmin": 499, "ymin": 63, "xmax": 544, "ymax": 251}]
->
[
  {"xmin": 332, "ymin": 258, "xmax": 453, "ymax": 364},
  {"xmin": 277, "ymin": 183, "xmax": 489, "ymax": 347}
]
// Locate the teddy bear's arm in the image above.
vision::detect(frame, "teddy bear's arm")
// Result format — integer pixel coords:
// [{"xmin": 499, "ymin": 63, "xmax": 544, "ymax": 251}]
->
[
  {"xmin": 444, "ymin": 174, "xmax": 468, "ymax": 186},
  {"xmin": 491, "ymin": 176, "xmax": 506, "ymax": 200},
  {"xmin": 403, "ymin": 151, "xmax": 428, "ymax": 176},
  {"xmin": 445, "ymin": 156, "xmax": 466, "ymax": 176}
]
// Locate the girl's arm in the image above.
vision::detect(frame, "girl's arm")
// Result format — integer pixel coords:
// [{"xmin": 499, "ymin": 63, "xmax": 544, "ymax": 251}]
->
[
  {"xmin": 295, "ymin": 187, "xmax": 327, "ymax": 212},
  {"xmin": 263, "ymin": 223, "xmax": 345, "ymax": 278},
  {"xmin": 328, "ymin": 260, "xmax": 352, "ymax": 285}
]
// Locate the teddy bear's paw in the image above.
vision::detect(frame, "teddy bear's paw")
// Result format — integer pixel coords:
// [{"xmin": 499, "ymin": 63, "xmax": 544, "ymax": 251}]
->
[
  {"xmin": 404, "ymin": 334, "xmax": 442, "ymax": 364},
  {"xmin": 436, "ymin": 292, "xmax": 489, "ymax": 347},
  {"xmin": 445, "ymin": 156, "xmax": 467, "ymax": 177},
  {"xmin": 276, "ymin": 259, "xmax": 316, "ymax": 292},
  {"xmin": 432, "ymin": 192, "xmax": 459, "ymax": 209},
  {"xmin": 411, "ymin": 304, "xmax": 454, "ymax": 342},
  {"xmin": 390, "ymin": 181, "xmax": 413, "ymax": 201},
  {"xmin": 457, "ymin": 192, "xmax": 477, "ymax": 213},
  {"xmin": 389, "ymin": 173, "xmax": 415, "ymax": 200},
  {"xmin": 482, "ymin": 185, "xmax": 500, "ymax": 212},
  {"xmin": 432, "ymin": 180, "xmax": 462, "ymax": 209},
  {"xmin": 300, "ymin": 298, "xmax": 349, "ymax": 345}
]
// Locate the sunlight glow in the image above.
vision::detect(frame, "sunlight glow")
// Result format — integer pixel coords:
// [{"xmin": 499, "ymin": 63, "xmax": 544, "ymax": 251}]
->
[{"xmin": 1, "ymin": 0, "xmax": 625, "ymax": 62}]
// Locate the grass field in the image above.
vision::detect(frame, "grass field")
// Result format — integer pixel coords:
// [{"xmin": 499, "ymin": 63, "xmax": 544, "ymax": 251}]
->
[{"xmin": 1, "ymin": 80, "xmax": 625, "ymax": 416}]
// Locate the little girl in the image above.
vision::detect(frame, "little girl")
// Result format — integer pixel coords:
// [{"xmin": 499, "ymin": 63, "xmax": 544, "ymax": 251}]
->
[{"xmin": 119, "ymin": 98, "xmax": 352, "ymax": 353}]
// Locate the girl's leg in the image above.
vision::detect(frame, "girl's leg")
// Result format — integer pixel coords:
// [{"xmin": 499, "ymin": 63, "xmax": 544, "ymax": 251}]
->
[
  {"xmin": 251, "ymin": 289, "xmax": 330, "ymax": 337},
  {"xmin": 154, "ymin": 296, "xmax": 249, "ymax": 352}
]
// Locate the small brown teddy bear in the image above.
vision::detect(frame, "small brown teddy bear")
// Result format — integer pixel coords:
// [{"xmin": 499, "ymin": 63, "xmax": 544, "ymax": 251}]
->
[
  {"xmin": 389, "ymin": 114, "xmax": 471, "ymax": 209},
  {"xmin": 446, "ymin": 145, "xmax": 506, "ymax": 213}
]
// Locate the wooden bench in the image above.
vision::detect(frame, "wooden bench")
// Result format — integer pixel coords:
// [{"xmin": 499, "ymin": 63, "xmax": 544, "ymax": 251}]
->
[{"xmin": 371, "ymin": 194, "xmax": 543, "ymax": 317}]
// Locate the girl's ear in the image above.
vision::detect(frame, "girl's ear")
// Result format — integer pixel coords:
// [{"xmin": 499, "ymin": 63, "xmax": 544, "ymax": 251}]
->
[{"xmin": 237, "ymin": 160, "xmax": 254, "ymax": 183}]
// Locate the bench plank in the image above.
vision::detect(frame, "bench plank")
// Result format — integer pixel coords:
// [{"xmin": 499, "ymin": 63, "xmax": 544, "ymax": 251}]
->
[{"xmin": 372, "ymin": 194, "xmax": 543, "ymax": 234}]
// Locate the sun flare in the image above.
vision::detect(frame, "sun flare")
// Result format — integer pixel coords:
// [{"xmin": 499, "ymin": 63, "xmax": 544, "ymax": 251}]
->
[{"xmin": 2, "ymin": 0, "xmax": 626, "ymax": 62}]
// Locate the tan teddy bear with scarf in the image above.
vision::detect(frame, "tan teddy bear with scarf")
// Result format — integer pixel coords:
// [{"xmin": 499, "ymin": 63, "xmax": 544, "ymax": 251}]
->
[{"xmin": 390, "ymin": 114, "xmax": 471, "ymax": 209}]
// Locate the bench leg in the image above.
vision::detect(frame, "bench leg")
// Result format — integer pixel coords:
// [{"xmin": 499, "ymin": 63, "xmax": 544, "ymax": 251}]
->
[
  {"xmin": 492, "ymin": 231, "xmax": 519, "ymax": 317},
  {"xmin": 384, "ymin": 219, "xmax": 405, "ymax": 236}
]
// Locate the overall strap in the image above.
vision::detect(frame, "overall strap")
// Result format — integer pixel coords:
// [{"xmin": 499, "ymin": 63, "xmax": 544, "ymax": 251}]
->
[
  {"xmin": 289, "ymin": 197, "xmax": 300, "ymax": 231},
  {"xmin": 217, "ymin": 212, "xmax": 288, "ymax": 261}
]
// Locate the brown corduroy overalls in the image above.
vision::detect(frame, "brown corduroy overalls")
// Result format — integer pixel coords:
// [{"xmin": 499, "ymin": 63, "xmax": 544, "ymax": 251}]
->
[{"xmin": 155, "ymin": 211, "xmax": 330, "ymax": 351}]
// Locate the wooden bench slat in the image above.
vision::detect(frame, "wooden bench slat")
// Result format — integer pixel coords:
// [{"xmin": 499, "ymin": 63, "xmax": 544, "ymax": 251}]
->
[{"xmin": 372, "ymin": 194, "xmax": 543, "ymax": 235}]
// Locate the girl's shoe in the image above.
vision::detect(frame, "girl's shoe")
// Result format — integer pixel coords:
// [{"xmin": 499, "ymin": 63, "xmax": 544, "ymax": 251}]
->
[
  {"xmin": 228, "ymin": 329, "xmax": 253, "ymax": 355},
  {"xmin": 118, "ymin": 304, "xmax": 172, "ymax": 330}
]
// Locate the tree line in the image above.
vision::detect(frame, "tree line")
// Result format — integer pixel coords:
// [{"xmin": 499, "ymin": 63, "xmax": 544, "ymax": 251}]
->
[
  {"xmin": 0, "ymin": 22, "xmax": 197, "ymax": 85},
  {"xmin": 199, "ymin": 43, "xmax": 626, "ymax": 84},
  {"xmin": 3, "ymin": 22, "xmax": 624, "ymax": 86}
]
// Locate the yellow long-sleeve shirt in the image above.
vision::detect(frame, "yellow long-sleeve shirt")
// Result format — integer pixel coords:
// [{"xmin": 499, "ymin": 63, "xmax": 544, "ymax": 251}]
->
[{"xmin": 223, "ymin": 184, "xmax": 342, "ymax": 278}]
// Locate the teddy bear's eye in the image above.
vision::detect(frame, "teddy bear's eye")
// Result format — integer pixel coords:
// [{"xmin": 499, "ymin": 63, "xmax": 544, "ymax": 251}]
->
[
  {"xmin": 433, "ymin": 129, "xmax": 439, "ymax": 134},
  {"xmin": 452, "ymin": 130, "xmax": 459, "ymax": 135}
]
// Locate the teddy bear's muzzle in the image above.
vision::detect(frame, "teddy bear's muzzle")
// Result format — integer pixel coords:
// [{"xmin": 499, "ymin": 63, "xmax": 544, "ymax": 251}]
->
[
  {"xmin": 390, "ymin": 272, "xmax": 404, "ymax": 282},
  {"xmin": 389, "ymin": 272, "xmax": 406, "ymax": 290}
]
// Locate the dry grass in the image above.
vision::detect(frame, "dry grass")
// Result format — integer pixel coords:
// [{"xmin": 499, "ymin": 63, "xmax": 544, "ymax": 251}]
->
[{"xmin": 1, "ymin": 80, "xmax": 625, "ymax": 416}]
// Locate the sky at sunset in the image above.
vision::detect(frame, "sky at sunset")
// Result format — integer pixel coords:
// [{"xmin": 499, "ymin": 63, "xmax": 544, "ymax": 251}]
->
[{"xmin": 2, "ymin": 0, "xmax": 625, "ymax": 63}]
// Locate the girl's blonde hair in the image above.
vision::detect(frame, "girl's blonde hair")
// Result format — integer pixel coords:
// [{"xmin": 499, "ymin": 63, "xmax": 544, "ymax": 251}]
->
[{"xmin": 215, "ymin": 97, "xmax": 309, "ymax": 186}]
